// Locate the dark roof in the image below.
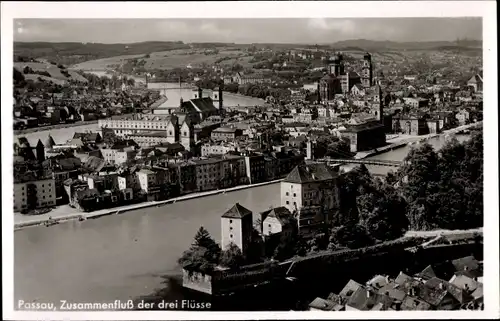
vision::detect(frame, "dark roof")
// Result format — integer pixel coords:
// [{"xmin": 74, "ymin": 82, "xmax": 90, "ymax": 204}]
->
[
  {"xmin": 339, "ymin": 279, "xmax": 363, "ymax": 299},
  {"xmin": 346, "ymin": 287, "xmax": 394, "ymax": 311},
  {"xmin": 18, "ymin": 137, "xmax": 30, "ymax": 146},
  {"xmin": 401, "ymin": 296, "xmax": 432, "ymax": 311},
  {"xmin": 263, "ymin": 206, "xmax": 293, "ymax": 226},
  {"xmin": 451, "ymin": 256, "xmax": 480, "ymax": 274},
  {"xmin": 222, "ymin": 203, "xmax": 253, "ymax": 219},
  {"xmin": 425, "ymin": 277, "xmax": 471, "ymax": 304},
  {"xmin": 284, "ymin": 163, "xmax": 337, "ymax": 184},
  {"xmin": 308, "ymin": 297, "xmax": 338, "ymax": 311},
  {"xmin": 183, "ymin": 97, "xmax": 218, "ymax": 114},
  {"xmin": 44, "ymin": 135, "xmax": 56, "ymax": 148},
  {"xmin": 83, "ymin": 156, "xmax": 105, "ymax": 172},
  {"xmin": 377, "ymin": 282, "xmax": 407, "ymax": 301},
  {"xmin": 413, "ymin": 282, "xmax": 449, "ymax": 307},
  {"xmin": 341, "ymin": 120, "xmax": 384, "ymax": 133}
]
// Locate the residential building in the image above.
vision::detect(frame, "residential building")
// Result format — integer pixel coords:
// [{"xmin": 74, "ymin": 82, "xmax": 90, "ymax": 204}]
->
[
  {"xmin": 211, "ymin": 126, "xmax": 243, "ymax": 141},
  {"xmin": 260, "ymin": 206, "xmax": 295, "ymax": 238},
  {"xmin": 244, "ymin": 154, "xmax": 266, "ymax": 184},
  {"xmin": 281, "ymin": 163, "xmax": 339, "ymax": 235},
  {"xmin": 467, "ymin": 73, "xmax": 483, "ymax": 93},
  {"xmin": 14, "ymin": 178, "xmax": 57, "ymax": 212}
]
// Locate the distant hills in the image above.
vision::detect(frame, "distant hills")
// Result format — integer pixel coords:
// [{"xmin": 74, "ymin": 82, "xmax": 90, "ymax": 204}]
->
[
  {"xmin": 331, "ymin": 39, "xmax": 482, "ymax": 51},
  {"xmin": 14, "ymin": 39, "xmax": 483, "ymax": 65}
]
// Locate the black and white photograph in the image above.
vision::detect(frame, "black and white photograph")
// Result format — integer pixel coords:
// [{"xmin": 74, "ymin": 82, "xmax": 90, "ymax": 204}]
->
[{"xmin": 2, "ymin": 1, "xmax": 498, "ymax": 319}]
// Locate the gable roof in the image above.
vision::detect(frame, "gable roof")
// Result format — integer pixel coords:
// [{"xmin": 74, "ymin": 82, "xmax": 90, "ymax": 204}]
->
[
  {"xmin": 377, "ymin": 282, "xmax": 407, "ymax": 302},
  {"xmin": 222, "ymin": 203, "xmax": 253, "ymax": 219},
  {"xmin": 263, "ymin": 206, "xmax": 293, "ymax": 226},
  {"xmin": 308, "ymin": 297, "xmax": 339, "ymax": 311},
  {"xmin": 425, "ymin": 277, "xmax": 472, "ymax": 304},
  {"xmin": 284, "ymin": 163, "xmax": 337, "ymax": 184},
  {"xmin": 401, "ymin": 296, "xmax": 432, "ymax": 311},
  {"xmin": 339, "ymin": 279, "xmax": 363, "ymax": 299},
  {"xmin": 346, "ymin": 287, "xmax": 394, "ymax": 311},
  {"xmin": 451, "ymin": 256, "xmax": 480, "ymax": 274},
  {"xmin": 394, "ymin": 271, "xmax": 413, "ymax": 285},
  {"xmin": 44, "ymin": 135, "xmax": 56, "ymax": 148}
]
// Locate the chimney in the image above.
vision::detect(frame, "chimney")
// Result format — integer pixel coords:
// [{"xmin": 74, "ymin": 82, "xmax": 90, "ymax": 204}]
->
[
  {"xmin": 385, "ymin": 276, "xmax": 390, "ymax": 284},
  {"xmin": 366, "ymin": 290, "xmax": 371, "ymax": 298},
  {"xmin": 198, "ymin": 87, "xmax": 203, "ymax": 99},
  {"xmin": 438, "ymin": 282, "xmax": 444, "ymax": 290}
]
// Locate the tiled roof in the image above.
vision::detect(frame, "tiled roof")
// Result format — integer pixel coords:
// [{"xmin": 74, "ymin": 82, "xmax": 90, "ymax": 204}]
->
[
  {"xmin": 425, "ymin": 277, "xmax": 472, "ymax": 304},
  {"xmin": 183, "ymin": 97, "xmax": 218, "ymax": 114},
  {"xmin": 44, "ymin": 135, "xmax": 56, "ymax": 148},
  {"xmin": 401, "ymin": 296, "xmax": 432, "ymax": 311},
  {"xmin": 284, "ymin": 163, "xmax": 337, "ymax": 184},
  {"xmin": 264, "ymin": 206, "xmax": 293, "ymax": 226},
  {"xmin": 377, "ymin": 282, "xmax": 407, "ymax": 302},
  {"xmin": 309, "ymin": 297, "xmax": 337, "ymax": 311},
  {"xmin": 394, "ymin": 271, "xmax": 414, "ymax": 285},
  {"xmin": 339, "ymin": 279, "xmax": 363, "ymax": 299},
  {"xmin": 451, "ymin": 256, "xmax": 480, "ymax": 273},
  {"xmin": 222, "ymin": 203, "xmax": 253, "ymax": 219},
  {"xmin": 346, "ymin": 287, "xmax": 393, "ymax": 311},
  {"xmin": 341, "ymin": 120, "xmax": 384, "ymax": 133}
]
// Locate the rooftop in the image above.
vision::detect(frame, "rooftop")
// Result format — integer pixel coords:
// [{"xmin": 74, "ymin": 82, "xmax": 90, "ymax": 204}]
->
[{"xmin": 222, "ymin": 203, "xmax": 253, "ymax": 219}]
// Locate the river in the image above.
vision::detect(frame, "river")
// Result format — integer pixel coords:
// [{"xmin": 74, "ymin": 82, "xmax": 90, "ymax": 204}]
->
[
  {"xmin": 13, "ymin": 82, "xmax": 264, "ymax": 147},
  {"xmin": 13, "ymin": 131, "xmax": 471, "ymax": 308}
]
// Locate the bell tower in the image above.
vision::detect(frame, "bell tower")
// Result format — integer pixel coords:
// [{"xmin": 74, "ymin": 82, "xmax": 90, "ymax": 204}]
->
[{"xmin": 361, "ymin": 53, "xmax": 373, "ymax": 88}]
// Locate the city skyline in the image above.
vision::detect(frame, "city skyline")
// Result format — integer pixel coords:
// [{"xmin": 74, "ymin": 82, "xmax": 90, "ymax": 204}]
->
[{"xmin": 14, "ymin": 18, "xmax": 482, "ymax": 44}]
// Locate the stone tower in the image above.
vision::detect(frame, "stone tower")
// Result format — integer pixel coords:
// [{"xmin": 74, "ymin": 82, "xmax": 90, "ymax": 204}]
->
[
  {"xmin": 180, "ymin": 120, "xmax": 195, "ymax": 152},
  {"xmin": 221, "ymin": 203, "xmax": 254, "ymax": 254},
  {"xmin": 361, "ymin": 53, "xmax": 373, "ymax": 88}
]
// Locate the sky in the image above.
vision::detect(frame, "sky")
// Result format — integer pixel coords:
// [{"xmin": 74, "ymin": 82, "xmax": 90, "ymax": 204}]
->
[{"xmin": 14, "ymin": 18, "xmax": 482, "ymax": 44}]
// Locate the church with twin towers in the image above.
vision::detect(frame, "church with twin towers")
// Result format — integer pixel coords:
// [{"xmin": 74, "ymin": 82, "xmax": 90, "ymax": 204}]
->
[{"xmin": 319, "ymin": 52, "xmax": 374, "ymax": 102}]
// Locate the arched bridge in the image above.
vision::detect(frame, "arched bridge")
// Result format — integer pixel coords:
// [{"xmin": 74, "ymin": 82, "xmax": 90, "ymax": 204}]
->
[{"xmin": 316, "ymin": 158, "xmax": 403, "ymax": 167}]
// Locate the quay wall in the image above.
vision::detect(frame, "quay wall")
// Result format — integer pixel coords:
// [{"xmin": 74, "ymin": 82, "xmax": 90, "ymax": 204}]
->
[
  {"xmin": 182, "ymin": 237, "xmax": 483, "ymax": 298},
  {"xmin": 14, "ymin": 179, "xmax": 284, "ymax": 229}
]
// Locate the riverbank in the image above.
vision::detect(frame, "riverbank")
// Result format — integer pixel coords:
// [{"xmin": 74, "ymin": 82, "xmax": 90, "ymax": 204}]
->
[
  {"xmin": 356, "ymin": 121, "xmax": 483, "ymax": 160},
  {"xmin": 14, "ymin": 120, "xmax": 99, "ymax": 136},
  {"xmin": 14, "ymin": 179, "xmax": 283, "ymax": 230}
]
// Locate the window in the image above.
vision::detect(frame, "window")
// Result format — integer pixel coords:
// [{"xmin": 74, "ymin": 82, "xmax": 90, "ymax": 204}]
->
[
  {"xmin": 268, "ymin": 224, "xmax": 272, "ymax": 228},
  {"xmin": 230, "ymin": 234, "xmax": 233, "ymax": 238},
  {"xmin": 286, "ymin": 201, "xmax": 289, "ymax": 205},
  {"xmin": 230, "ymin": 219, "xmax": 233, "ymax": 223},
  {"xmin": 183, "ymin": 132, "xmax": 187, "ymax": 136},
  {"xmin": 230, "ymin": 227, "xmax": 233, "ymax": 231},
  {"xmin": 286, "ymin": 192, "xmax": 289, "ymax": 196},
  {"xmin": 293, "ymin": 202, "xmax": 296, "ymax": 206},
  {"xmin": 293, "ymin": 193, "xmax": 296, "ymax": 197}
]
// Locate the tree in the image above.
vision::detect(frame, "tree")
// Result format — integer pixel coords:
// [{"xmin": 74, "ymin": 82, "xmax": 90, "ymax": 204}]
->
[
  {"xmin": 357, "ymin": 179, "xmax": 409, "ymax": 241},
  {"xmin": 191, "ymin": 226, "xmax": 221, "ymax": 263},
  {"xmin": 219, "ymin": 243, "xmax": 245, "ymax": 269},
  {"xmin": 178, "ymin": 227, "xmax": 221, "ymax": 272},
  {"xmin": 329, "ymin": 224, "xmax": 374, "ymax": 249}
]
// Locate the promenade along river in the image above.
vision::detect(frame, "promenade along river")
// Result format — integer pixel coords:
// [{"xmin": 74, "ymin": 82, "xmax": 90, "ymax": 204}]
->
[{"xmin": 14, "ymin": 130, "xmax": 470, "ymax": 306}]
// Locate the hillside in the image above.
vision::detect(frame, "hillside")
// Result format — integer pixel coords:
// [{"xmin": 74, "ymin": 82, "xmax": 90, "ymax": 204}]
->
[
  {"xmin": 14, "ymin": 61, "xmax": 89, "ymax": 85},
  {"xmin": 14, "ymin": 41, "xmax": 191, "ymax": 65}
]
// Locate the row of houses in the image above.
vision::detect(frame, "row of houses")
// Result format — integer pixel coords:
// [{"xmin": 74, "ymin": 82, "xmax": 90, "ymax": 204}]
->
[{"xmin": 309, "ymin": 256, "xmax": 483, "ymax": 311}]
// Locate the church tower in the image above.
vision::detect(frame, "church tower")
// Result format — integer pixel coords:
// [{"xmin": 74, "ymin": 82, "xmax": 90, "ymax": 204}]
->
[
  {"xmin": 221, "ymin": 203, "xmax": 254, "ymax": 254},
  {"xmin": 35, "ymin": 139, "xmax": 45, "ymax": 163},
  {"xmin": 361, "ymin": 53, "xmax": 373, "ymax": 88},
  {"xmin": 180, "ymin": 120, "xmax": 195, "ymax": 152}
]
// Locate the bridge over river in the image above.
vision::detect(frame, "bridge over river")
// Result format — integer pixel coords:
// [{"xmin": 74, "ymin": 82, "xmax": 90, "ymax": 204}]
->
[{"xmin": 316, "ymin": 158, "xmax": 403, "ymax": 168}]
